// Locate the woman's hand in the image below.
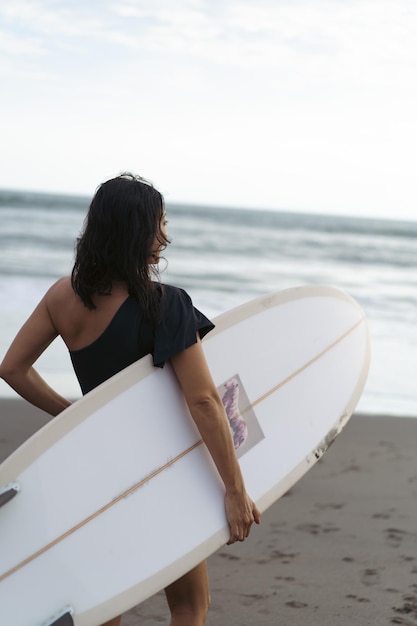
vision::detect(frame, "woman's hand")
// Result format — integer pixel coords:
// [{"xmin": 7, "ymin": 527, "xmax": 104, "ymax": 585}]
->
[
  {"xmin": 224, "ymin": 490, "xmax": 261, "ymax": 545},
  {"xmin": 0, "ymin": 284, "xmax": 72, "ymax": 416}
]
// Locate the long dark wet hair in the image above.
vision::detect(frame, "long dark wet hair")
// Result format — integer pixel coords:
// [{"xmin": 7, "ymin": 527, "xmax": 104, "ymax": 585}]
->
[{"xmin": 71, "ymin": 173, "xmax": 169, "ymax": 319}]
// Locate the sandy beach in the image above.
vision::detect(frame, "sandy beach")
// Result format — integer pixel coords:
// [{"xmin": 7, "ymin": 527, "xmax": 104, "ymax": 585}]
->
[{"xmin": 1, "ymin": 399, "xmax": 416, "ymax": 625}]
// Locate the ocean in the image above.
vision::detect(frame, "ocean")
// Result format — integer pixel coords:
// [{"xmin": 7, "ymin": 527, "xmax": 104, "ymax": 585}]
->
[{"xmin": 0, "ymin": 189, "xmax": 416, "ymax": 417}]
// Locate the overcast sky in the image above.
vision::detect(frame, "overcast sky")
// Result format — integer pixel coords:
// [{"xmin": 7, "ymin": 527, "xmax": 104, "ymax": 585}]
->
[{"xmin": 1, "ymin": 0, "xmax": 416, "ymax": 219}]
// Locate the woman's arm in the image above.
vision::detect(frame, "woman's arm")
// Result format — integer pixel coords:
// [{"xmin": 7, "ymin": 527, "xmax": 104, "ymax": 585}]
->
[
  {"xmin": 170, "ymin": 337, "xmax": 260, "ymax": 544},
  {"xmin": 0, "ymin": 295, "xmax": 71, "ymax": 417}
]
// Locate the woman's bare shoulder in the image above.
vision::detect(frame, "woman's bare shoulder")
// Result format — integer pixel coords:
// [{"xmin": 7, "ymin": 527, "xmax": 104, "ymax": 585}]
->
[{"xmin": 44, "ymin": 277, "xmax": 80, "ymax": 314}]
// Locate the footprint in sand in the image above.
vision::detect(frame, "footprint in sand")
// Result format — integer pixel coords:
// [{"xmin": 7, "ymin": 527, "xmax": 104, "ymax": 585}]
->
[
  {"xmin": 285, "ymin": 600, "xmax": 308, "ymax": 609},
  {"xmin": 391, "ymin": 618, "xmax": 417, "ymax": 625},
  {"xmin": 270, "ymin": 549, "xmax": 299, "ymax": 562},
  {"xmin": 392, "ymin": 594, "xmax": 417, "ymax": 624},
  {"xmin": 296, "ymin": 522, "xmax": 340, "ymax": 535},
  {"xmin": 314, "ymin": 502, "xmax": 345, "ymax": 511},
  {"xmin": 296, "ymin": 522, "xmax": 321, "ymax": 535},
  {"xmin": 372, "ymin": 509, "xmax": 395, "ymax": 520},
  {"xmin": 385, "ymin": 528, "xmax": 407, "ymax": 548},
  {"xmin": 346, "ymin": 594, "xmax": 370, "ymax": 603},
  {"xmin": 361, "ymin": 568, "xmax": 381, "ymax": 586},
  {"xmin": 218, "ymin": 553, "xmax": 240, "ymax": 561},
  {"xmin": 239, "ymin": 593, "xmax": 269, "ymax": 607}
]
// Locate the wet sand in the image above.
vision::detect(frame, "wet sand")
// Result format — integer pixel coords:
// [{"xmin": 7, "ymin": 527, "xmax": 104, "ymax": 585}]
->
[{"xmin": 1, "ymin": 399, "xmax": 416, "ymax": 625}]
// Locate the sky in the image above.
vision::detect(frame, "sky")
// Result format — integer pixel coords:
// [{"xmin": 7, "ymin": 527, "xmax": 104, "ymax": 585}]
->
[{"xmin": 0, "ymin": 0, "xmax": 416, "ymax": 220}]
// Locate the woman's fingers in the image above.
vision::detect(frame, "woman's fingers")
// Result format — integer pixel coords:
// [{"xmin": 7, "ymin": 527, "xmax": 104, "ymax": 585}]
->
[{"xmin": 225, "ymin": 495, "xmax": 261, "ymax": 544}]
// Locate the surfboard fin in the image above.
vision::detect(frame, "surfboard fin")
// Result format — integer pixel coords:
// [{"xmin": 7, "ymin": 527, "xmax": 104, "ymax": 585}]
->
[
  {"xmin": 49, "ymin": 613, "xmax": 74, "ymax": 626},
  {"xmin": 42, "ymin": 608, "xmax": 74, "ymax": 626},
  {"xmin": 0, "ymin": 482, "xmax": 20, "ymax": 508}
]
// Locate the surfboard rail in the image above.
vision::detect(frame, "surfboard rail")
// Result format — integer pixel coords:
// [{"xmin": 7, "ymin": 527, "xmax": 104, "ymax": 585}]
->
[{"xmin": 0, "ymin": 285, "xmax": 370, "ymax": 626}]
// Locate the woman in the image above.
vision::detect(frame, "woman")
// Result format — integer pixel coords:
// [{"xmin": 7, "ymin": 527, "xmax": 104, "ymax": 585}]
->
[{"xmin": 0, "ymin": 173, "xmax": 260, "ymax": 626}]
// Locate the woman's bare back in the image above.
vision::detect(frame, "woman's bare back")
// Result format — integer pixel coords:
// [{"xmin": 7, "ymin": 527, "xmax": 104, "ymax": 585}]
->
[{"xmin": 46, "ymin": 277, "xmax": 130, "ymax": 352}]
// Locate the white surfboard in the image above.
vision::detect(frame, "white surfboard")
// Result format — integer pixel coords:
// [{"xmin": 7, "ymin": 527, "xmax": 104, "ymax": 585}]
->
[{"xmin": 0, "ymin": 286, "xmax": 370, "ymax": 626}]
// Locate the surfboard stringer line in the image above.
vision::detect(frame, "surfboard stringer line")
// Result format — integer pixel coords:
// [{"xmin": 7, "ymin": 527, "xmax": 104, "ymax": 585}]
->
[{"xmin": 0, "ymin": 316, "xmax": 366, "ymax": 587}]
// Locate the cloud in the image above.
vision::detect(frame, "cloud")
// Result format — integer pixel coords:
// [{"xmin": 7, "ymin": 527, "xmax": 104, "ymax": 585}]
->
[
  {"xmin": 2, "ymin": 0, "xmax": 416, "ymax": 77},
  {"xmin": 0, "ymin": 29, "xmax": 45, "ymax": 56},
  {"xmin": 0, "ymin": 0, "xmax": 416, "ymax": 217},
  {"xmin": 107, "ymin": 1, "xmax": 416, "ymax": 62}
]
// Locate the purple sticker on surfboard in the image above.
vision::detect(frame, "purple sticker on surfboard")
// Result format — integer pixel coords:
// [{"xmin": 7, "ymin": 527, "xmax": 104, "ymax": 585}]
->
[{"xmin": 218, "ymin": 374, "xmax": 265, "ymax": 458}]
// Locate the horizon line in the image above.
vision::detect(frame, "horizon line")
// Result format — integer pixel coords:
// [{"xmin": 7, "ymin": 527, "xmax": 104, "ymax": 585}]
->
[{"xmin": 0, "ymin": 185, "xmax": 416, "ymax": 225}]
